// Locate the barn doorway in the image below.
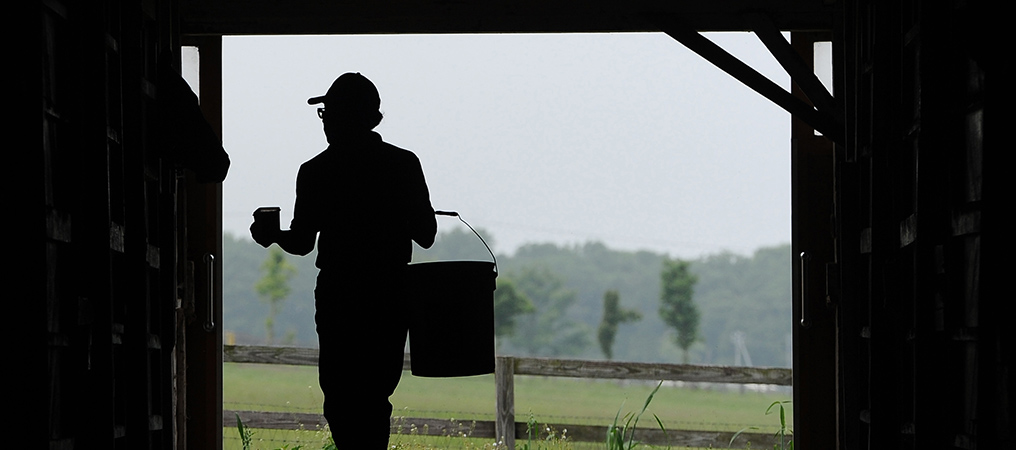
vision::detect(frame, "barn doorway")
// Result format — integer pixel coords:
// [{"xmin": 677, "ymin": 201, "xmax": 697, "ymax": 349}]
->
[{"xmin": 213, "ymin": 32, "xmax": 818, "ymax": 447}]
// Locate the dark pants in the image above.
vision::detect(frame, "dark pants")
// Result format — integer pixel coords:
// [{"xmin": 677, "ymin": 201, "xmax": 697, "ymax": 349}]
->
[{"xmin": 315, "ymin": 266, "xmax": 409, "ymax": 448}]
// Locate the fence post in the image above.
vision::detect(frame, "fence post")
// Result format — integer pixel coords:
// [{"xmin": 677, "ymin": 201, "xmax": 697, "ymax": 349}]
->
[{"xmin": 495, "ymin": 356, "xmax": 515, "ymax": 449}]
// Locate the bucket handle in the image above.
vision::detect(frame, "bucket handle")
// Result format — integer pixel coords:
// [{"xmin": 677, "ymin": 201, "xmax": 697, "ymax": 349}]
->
[{"xmin": 435, "ymin": 210, "xmax": 497, "ymax": 272}]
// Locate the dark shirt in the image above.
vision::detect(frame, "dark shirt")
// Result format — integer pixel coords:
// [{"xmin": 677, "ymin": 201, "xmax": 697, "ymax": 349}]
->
[{"xmin": 290, "ymin": 131, "xmax": 436, "ymax": 271}]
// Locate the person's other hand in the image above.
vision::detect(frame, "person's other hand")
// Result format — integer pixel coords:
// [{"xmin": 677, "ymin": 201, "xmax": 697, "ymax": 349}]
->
[{"xmin": 249, "ymin": 221, "xmax": 277, "ymax": 248}]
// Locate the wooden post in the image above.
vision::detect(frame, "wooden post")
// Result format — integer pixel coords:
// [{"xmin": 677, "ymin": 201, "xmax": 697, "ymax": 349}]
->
[
  {"xmin": 495, "ymin": 356, "xmax": 516, "ymax": 449},
  {"xmin": 790, "ymin": 31, "xmax": 837, "ymax": 450},
  {"xmin": 181, "ymin": 35, "xmax": 225, "ymax": 450}
]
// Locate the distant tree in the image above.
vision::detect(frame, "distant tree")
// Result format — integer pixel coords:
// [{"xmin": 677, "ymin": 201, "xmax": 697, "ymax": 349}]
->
[
  {"xmin": 224, "ymin": 229, "xmax": 792, "ymax": 363},
  {"xmin": 597, "ymin": 289, "xmax": 642, "ymax": 360},
  {"xmin": 692, "ymin": 245, "xmax": 792, "ymax": 367},
  {"xmin": 255, "ymin": 246, "xmax": 296, "ymax": 345},
  {"xmin": 508, "ymin": 266, "xmax": 590, "ymax": 357},
  {"xmin": 492, "ymin": 278, "xmax": 535, "ymax": 348},
  {"xmin": 659, "ymin": 258, "xmax": 699, "ymax": 363}
]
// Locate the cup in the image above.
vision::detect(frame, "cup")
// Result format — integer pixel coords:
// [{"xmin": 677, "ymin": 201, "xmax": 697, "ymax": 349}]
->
[{"xmin": 253, "ymin": 206, "xmax": 281, "ymax": 233}]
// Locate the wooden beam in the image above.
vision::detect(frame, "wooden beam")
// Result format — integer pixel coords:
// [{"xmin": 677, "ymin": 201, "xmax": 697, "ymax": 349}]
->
[
  {"xmin": 513, "ymin": 356, "xmax": 793, "ymax": 385},
  {"xmin": 745, "ymin": 12, "xmax": 840, "ymax": 123},
  {"xmin": 180, "ymin": 0, "xmax": 835, "ymax": 36},
  {"xmin": 222, "ymin": 346, "xmax": 794, "ymax": 386},
  {"xmin": 652, "ymin": 14, "xmax": 843, "ymax": 143}
]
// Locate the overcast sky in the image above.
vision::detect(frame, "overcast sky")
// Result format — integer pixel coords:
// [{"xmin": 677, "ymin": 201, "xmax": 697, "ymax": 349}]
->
[{"xmin": 217, "ymin": 32, "xmax": 794, "ymax": 259}]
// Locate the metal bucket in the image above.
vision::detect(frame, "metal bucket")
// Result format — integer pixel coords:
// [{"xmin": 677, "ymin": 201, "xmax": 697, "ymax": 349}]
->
[
  {"xmin": 406, "ymin": 211, "xmax": 497, "ymax": 377},
  {"xmin": 407, "ymin": 260, "xmax": 496, "ymax": 377}
]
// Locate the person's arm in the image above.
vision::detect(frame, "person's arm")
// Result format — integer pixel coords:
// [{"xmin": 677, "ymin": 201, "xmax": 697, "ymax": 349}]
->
[
  {"xmin": 249, "ymin": 222, "xmax": 316, "ymax": 256},
  {"xmin": 407, "ymin": 153, "xmax": 437, "ymax": 249},
  {"xmin": 250, "ymin": 162, "xmax": 319, "ymax": 255},
  {"xmin": 275, "ymin": 229, "xmax": 317, "ymax": 256}
]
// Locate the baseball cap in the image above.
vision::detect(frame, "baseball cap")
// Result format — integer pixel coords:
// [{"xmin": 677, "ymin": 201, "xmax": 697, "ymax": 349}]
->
[{"xmin": 307, "ymin": 72, "xmax": 381, "ymax": 113}]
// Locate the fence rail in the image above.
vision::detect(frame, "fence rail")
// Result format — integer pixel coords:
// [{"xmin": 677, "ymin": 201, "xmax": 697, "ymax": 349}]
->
[{"xmin": 223, "ymin": 345, "xmax": 792, "ymax": 448}]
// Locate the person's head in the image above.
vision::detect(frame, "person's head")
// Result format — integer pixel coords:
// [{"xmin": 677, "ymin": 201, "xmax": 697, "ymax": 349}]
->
[{"xmin": 308, "ymin": 72, "xmax": 383, "ymax": 139}]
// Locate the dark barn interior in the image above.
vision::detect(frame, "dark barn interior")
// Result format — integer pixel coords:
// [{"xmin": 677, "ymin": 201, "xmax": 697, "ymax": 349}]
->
[{"xmin": 38, "ymin": 0, "xmax": 1004, "ymax": 449}]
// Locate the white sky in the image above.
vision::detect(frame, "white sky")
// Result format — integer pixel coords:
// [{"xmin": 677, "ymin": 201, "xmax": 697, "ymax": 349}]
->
[{"xmin": 217, "ymin": 33, "xmax": 793, "ymax": 259}]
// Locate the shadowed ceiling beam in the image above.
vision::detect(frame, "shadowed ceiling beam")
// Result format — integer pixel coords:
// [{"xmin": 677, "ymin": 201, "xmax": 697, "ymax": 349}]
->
[{"xmin": 179, "ymin": 0, "xmax": 836, "ymax": 35}]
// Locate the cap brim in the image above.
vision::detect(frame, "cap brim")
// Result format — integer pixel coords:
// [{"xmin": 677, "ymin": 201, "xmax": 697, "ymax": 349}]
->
[{"xmin": 307, "ymin": 95, "xmax": 326, "ymax": 105}]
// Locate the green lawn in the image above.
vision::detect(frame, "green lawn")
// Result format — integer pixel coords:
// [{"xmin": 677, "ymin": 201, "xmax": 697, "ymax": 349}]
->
[{"xmin": 224, "ymin": 362, "xmax": 793, "ymax": 449}]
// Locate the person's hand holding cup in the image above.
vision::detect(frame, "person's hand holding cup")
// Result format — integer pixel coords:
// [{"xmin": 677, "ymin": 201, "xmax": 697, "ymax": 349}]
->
[{"xmin": 250, "ymin": 206, "xmax": 281, "ymax": 248}]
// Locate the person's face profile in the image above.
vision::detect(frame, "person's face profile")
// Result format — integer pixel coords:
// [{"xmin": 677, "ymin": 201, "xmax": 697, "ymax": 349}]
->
[{"xmin": 321, "ymin": 104, "xmax": 339, "ymax": 141}]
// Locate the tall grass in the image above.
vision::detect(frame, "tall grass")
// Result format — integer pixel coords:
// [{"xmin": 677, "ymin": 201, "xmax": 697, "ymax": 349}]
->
[{"xmin": 606, "ymin": 381, "xmax": 666, "ymax": 450}]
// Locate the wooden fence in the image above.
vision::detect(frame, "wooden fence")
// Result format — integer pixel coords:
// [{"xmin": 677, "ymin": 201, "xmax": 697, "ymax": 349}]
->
[{"xmin": 223, "ymin": 345, "xmax": 792, "ymax": 448}]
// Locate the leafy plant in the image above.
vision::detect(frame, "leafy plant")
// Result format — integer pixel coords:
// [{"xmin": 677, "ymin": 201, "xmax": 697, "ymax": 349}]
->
[
  {"xmin": 729, "ymin": 401, "xmax": 793, "ymax": 450},
  {"xmin": 765, "ymin": 401, "xmax": 793, "ymax": 450},
  {"xmin": 518, "ymin": 411, "xmax": 571, "ymax": 450},
  {"xmin": 522, "ymin": 411, "xmax": 539, "ymax": 450},
  {"xmin": 236, "ymin": 413, "xmax": 254, "ymax": 450},
  {"xmin": 606, "ymin": 381, "xmax": 667, "ymax": 450}
]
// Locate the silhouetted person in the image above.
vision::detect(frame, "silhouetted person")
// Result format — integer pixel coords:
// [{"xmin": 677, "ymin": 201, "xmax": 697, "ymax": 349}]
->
[{"xmin": 250, "ymin": 72, "xmax": 437, "ymax": 448}]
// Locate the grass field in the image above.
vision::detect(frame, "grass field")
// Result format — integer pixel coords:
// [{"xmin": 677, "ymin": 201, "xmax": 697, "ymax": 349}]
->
[{"xmin": 223, "ymin": 362, "xmax": 793, "ymax": 449}]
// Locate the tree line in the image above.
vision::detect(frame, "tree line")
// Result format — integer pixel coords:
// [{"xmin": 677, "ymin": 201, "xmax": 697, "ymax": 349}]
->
[{"xmin": 223, "ymin": 227, "xmax": 792, "ymax": 367}]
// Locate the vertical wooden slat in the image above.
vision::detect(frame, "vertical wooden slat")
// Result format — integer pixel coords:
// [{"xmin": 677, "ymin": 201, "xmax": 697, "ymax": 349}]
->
[
  {"xmin": 834, "ymin": 1, "xmax": 993, "ymax": 448},
  {"xmin": 495, "ymin": 356, "xmax": 516, "ymax": 449}
]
